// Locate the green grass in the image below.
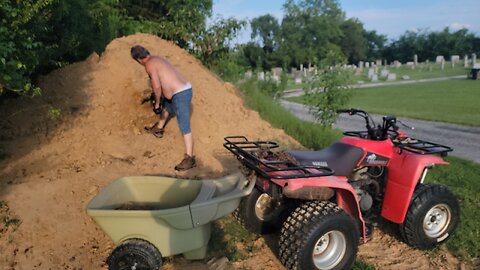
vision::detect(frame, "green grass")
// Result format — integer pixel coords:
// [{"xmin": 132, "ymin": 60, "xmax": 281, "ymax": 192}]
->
[
  {"xmin": 354, "ymin": 63, "xmax": 469, "ymax": 82},
  {"xmin": 284, "ymin": 62, "xmax": 469, "ymax": 90},
  {"xmin": 289, "ymin": 80, "xmax": 480, "ymax": 126}
]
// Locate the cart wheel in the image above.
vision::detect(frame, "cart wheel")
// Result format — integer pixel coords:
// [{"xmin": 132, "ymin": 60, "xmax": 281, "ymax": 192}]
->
[
  {"xmin": 108, "ymin": 239, "xmax": 162, "ymax": 270},
  {"xmin": 400, "ymin": 184, "xmax": 460, "ymax": 249},
  {"xmin": 279, "ymin": 201, "xmax": 359, "ymax": 270},
  {"xmin": 233, "ymin": 187, "xmax": 284, "ymax": 234}
]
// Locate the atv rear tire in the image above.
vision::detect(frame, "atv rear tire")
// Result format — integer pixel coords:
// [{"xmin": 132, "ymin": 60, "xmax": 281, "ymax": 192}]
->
[
  {"xmin": 279, "ymin": 201, "xmax": 359, "ymax": 270},
  {"xmin": 107, "ymin": 238, "xmax": 162, "ymax": 270},
  {"xmin": 233, "ymin": 187, "xmax": 284, "ymax": 234},
  {"xmin": 400, "ymin": 184, "xmax": 460, "ymax": 249}
]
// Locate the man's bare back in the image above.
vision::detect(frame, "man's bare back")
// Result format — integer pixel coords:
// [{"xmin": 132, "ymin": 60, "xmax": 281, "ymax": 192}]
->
[{"xmin": 144, "ymin": 56, "xmax": 189, "ymax": 100}]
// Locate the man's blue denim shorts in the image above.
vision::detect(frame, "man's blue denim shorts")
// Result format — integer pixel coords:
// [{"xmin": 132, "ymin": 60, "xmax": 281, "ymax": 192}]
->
[{"xmin": 161, "ymin": 88, "xmax": 192, "ymax": 135}]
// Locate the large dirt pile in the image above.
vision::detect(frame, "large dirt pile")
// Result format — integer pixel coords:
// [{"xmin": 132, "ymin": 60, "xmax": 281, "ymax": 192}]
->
[{"xmin": 0, "ymin": 33, "xmax": 297, "ymax": 269}]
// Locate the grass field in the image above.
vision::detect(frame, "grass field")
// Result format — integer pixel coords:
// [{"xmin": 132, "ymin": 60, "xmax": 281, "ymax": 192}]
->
[
  {"xmin": 289, "ymin": 79, "xmax": 480, "ymax": 126},
  {"xmin": 285, "ymin": 62, "xmax": 470, "ymax": 90}
]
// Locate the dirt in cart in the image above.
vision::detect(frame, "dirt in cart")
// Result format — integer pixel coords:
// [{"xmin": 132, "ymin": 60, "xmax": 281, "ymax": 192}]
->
[{"xmin": 0, "ymin": 33, "xmax": 472, "ymax": 269}]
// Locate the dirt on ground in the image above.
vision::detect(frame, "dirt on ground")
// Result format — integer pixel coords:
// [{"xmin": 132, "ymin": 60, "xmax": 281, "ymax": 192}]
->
[{"xmin": 0, "ymin": 33, "xmax": 471, "ymax": 269}]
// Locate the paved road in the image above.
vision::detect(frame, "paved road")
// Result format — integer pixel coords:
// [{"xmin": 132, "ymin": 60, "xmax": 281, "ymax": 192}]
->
[{"xmin": 280, "ymin": 100, "xmax": 480, "ymax": 163}]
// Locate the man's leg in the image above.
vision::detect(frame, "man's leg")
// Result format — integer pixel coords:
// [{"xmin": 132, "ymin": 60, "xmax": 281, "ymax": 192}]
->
[
  {"xmin": 156, "ymin": 109, "xmax": 170, "ymax": 129},
  {"xmin": 183, "ymin": 132, "xmax": 193, "ymax": 157}
]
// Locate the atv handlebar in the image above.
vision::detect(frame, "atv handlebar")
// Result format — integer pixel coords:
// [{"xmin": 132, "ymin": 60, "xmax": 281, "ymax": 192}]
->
[{"xmin": 337, "ymin": 108, "xmax": 400, "ymax": 141}]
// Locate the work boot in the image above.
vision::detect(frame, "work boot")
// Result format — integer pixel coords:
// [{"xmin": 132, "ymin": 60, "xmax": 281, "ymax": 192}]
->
[
  {"xmin": 144, "ymin": 123, "xmax": 164, "ymax": 138},
  {"xmin": 174, "ymin": 154, "xmax": 196, "ymax": 171}
]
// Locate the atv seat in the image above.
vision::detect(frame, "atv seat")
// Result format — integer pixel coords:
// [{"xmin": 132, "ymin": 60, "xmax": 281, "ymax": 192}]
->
[{"xmin": 288, "ymin": 142, "xmax": 364, "ymax": 176}]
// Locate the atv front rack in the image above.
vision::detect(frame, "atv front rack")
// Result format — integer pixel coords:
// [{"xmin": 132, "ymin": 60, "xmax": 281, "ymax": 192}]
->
[
  {"xmin": 223, "ymin": 136, "xmax": 335, "ymax": 179},
  {"xmin": 393, "ymin": 137, "xmax": 453, "ymax": 156}
]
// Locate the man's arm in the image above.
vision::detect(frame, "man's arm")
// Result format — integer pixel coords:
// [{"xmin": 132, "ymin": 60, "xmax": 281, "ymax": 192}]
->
[{"xmin": 147, "ymin": 68, "xmax": 162, "ymax": 108}]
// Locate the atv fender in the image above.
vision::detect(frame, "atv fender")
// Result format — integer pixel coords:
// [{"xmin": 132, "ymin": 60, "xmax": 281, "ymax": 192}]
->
[
  {"xmin": 274, "ymin": 176, "xmax": 367, "ymax": 242},
  {"xmin": 381, "ymin": 152, "xmax": 448, "ymax": 223}
]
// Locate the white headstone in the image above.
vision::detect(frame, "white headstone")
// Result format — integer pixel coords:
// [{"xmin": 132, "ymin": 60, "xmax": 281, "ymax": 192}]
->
[
  {"xmin": 380, "ymin": 69, "xmax": 390, "ymax": 78},
  {"xmin": 365, "ymin": 62, "xmax": 370, "ymax": 68},
  {"xmin": 358, "ymin": 61, "xmax": 364, "ymax": 69},
  {"xmin": 376, "ymin": 59, "xmax": 382, "ymax": 66},
  {"xmin": 371, "ymin": 74, "xmax": 379, "ymax": 82},
  {"xmin": 245, "ymin": 70, "xmax": 252, "ymax": 79},
  {"xmin": 464, "ymin": 55, "xmax": 469, "ymax": 68},
  {"xmin": 441, "ymin": 59, "xmax": 445, "ymax": 70},
  {"xmin": 367, "ymin": 68, "xmax": 375, "ymax": 79},
  {"xmin": 294, "ymin": 77, "xmax": 302, "ymax": 84},
  {"xmin": 451, "ymin": 55, "xmax": 460, "ymax": 63},
  {"xmin": 300, "ymin": 64, "xmax": 304, "ymax": 71},
  {"xmin": 414, "ymin": 54, "xmax": 418, "ymax": 66},
  {"xmin": 387, "ymin": 73, "xmax": 397, "ymax": 81},
  {"xmin": 402, "ymin": 75, "xmax": 411, "ymax": 80},
  {"xmin": 271, "ymin": 67, "xmax": 282, "ymax": 77},
  {"xmin": 258, "ymin": 71, "xmax": 265, "ymax": 81},
  {"xmin": 472, "ymin": 53, "xmax": 477, "ymax": 67},
  {"xmin": 436, "ymin": 56, "xmax": 444, "ymax": 63}
]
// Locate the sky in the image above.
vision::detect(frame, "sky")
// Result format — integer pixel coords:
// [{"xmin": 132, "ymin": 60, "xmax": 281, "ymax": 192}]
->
[{"xmin": 212, "ymin": 0, "xmax": 480, "ymax": 43}]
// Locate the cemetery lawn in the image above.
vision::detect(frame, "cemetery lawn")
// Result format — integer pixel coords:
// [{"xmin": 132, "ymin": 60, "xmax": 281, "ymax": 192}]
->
[
  {"xmin": 289, "ymin": 79, "xmax": 480, "ymax": 126},
  {"xmin": 354, "ymin": 63, "xmax": 470, "ymax": 82},
  {"xmin": 285, "ymin": 63, "xmax": 470, "ymax": 90}
]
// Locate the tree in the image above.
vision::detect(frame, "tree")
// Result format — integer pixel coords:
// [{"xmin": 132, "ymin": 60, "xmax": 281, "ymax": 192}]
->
[
  {"xmin": 339, "ymin": 18, "xmax": 367, "ymax": 63},
  {"xmin": 119, "ymin": 0, "xmax": 212, "ymax": 48},
  {"xmin": 192, "ymin": 16, "xmax": 246, "ymax": 66},
  {"xmin": 304, "ymin": 50, "xmax": 352, "ymax": 126},
  {"xmin": 279, "ymin": 0, "xmax": 344, "ymax": 67},
  {"xmin": 251, "ymin": 14, "xmax": 280, "ymax": 52},
  {"xmin": 363, "ymin": 30, "xmax": 387, "ymax": 61}
]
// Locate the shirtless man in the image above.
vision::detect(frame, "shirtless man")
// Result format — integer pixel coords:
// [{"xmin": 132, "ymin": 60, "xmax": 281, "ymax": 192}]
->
[{"xmin": 131, "ymin": 45, "xmax": 195, "ymax": 170}]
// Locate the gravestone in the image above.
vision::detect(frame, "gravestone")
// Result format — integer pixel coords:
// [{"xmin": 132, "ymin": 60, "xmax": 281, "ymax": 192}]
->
[
  {"xmin": 464, "ymin": 55, "xmax": 468, "ymax": 68},
  {"xmin": 258, "ymin": 71, "xmax": 265, "ymax": 81},
  {"xmin": 271, "ymin": 67, "xmax": 282, "ymax": 77},
  {"xmin": 436, "ymin": 56, "xmax": 444, "ymax": 63},
  {"xmin": 358, "ymin": 61, "xmax": 364, "ymax": 69},
  {"xmin": 294, "ymin": 76, "xmax": 302, "ymax": 84},
  {"xmin": 441, "ymin": 59, "xmax": 445, "ymax": 70},
  {"xmin": 414, "ymin": 54, "xmax": 418, "ymax": 66},
  {"xmin": 367, "ymin": 68, "xmax": 375, "ymax": 79},
  {"xmin": 387, "ymin": 73, "xmax": 397, "ymax": 81},
  {"xmin": 451, "ymin": 55, "xmax": 460, "ymax": 68},
  {"xmin": 365, "ymin": 62, "xmax": 370, "ymax": 68},
  {"xmin": 376, "ymin": 59, "xmax": 382, "ymax": 66},
  {"xmin": 472, "ymin": 53, "xmax": 477, "ymax": 67},
  {"xmin": 380, "ymin": 69, "xmax": 390, "ymax": 78},
  {"xmin": 402, "ymin": 75, "xmax": 411, "ymax": 80},
  {"xmin": 406, "ymin": 62, "xmax": 415, "ymax": 69},
  {"xmin": 393, "ymin": 60, "xmax": 401, "ymax": 68},
  {"xmin": 245, "ymin": 70, "xmax": 253, "ymax": 79},
  {"xmin": 371, "ymin": 74, "xmax": 378, "ymax": 82}
]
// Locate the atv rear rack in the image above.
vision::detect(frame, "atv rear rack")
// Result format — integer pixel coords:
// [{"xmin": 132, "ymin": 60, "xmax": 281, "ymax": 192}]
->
[
  {"xmin": 394, "ymin": 137, "xmax": 453, "ymax": 156},
  {"xmin": 223, "ymin": 136, "xmax": 335, "ymax": 179}
]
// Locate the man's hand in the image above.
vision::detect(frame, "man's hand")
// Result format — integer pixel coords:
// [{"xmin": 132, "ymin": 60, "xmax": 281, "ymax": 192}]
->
[{"xmin": 153, "ymin": 103, "xmax": 162, "ymax": 115}]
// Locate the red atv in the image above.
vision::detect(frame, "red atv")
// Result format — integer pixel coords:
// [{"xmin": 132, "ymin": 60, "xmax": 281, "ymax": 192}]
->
[{"xmin": 224, "ymin": 108, "xmax": 460, "ymax": 270}]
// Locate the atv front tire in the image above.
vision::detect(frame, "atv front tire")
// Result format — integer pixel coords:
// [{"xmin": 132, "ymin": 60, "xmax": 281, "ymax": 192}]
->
[
  {"xmin": 107, "ymin": 238, "xmax": 162, "ymax": 270},
  {"xmin": 234, "ymin": 187, "xmax": 284, "ymax": 234},
  {"xmin": 400, "ymin": 184, "xmax": 460, "ymax": 249},
  {"xmin": 279, "ymin": 201, "xmax": 359, "ymax": 270}
]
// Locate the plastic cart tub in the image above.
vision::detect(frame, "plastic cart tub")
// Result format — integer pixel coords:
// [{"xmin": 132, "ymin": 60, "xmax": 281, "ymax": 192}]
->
[{"xmin": 86, "ymin": 172, "xmax": 253, "ymax": 268}]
